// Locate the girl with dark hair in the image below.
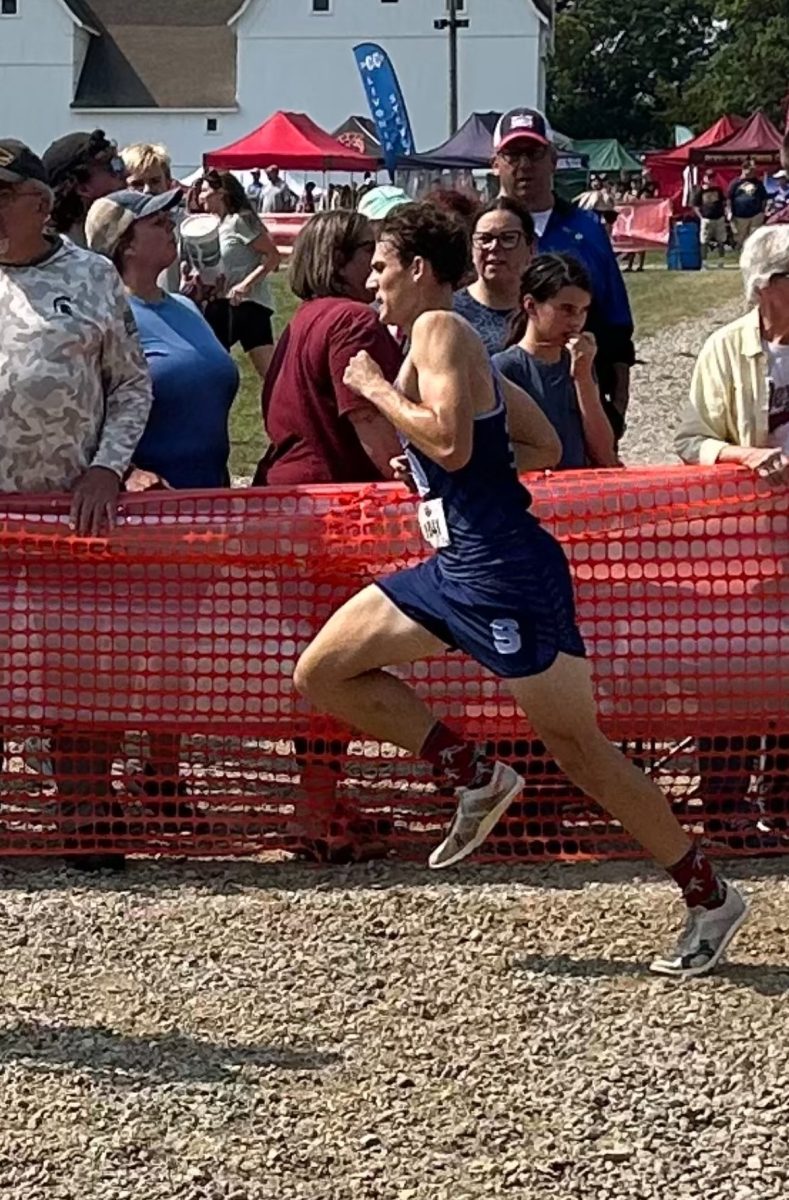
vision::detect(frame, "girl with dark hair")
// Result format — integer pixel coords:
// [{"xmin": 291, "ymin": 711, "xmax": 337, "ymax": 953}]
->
[
  {"xmin": 453, "ymin": 197, "xmax": 535, "ymax": 354},
  {"xmin": 493, "ymin": 253, "xmax": 618, "ymax": 469},
  {"xmin": 199, "ymin": 169, "xmax": 280, "ymax": 380}
]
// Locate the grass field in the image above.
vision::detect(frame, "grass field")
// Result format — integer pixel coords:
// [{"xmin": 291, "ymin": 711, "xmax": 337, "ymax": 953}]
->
[{"xmin": 229, "ymin": 260, "xmax": 745, "ymax": 479}]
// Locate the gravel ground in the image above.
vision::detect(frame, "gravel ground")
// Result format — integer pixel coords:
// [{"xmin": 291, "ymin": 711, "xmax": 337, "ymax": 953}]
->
[
  {"xmin": 621, "ymin": 294, "xmax": 746, "ymax": 465},
  {"xmin": 8, "ymin": 294, "xmax": 785, "ymax": 1200},
  {"xmin": 0, "ymin": 857, "xmax": 787, "ymax": 1200}
]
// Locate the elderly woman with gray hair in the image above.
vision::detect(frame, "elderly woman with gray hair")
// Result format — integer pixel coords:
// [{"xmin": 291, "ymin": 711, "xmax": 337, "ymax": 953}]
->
[
  {"xmin": 675, "ymin": 224, "xmax": 789, "ymax": 844},
  {"xmin": 675, "ymin": 224, "xmax": 789, "ymax": 481}
]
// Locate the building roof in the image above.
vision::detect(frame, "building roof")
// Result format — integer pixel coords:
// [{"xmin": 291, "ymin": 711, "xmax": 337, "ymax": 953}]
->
[
  {"xmin": 60, "ymin": 0, "xmax": 100, "ymax": 29},
  {"xmin": 71, "ymin": 1, "xmax": 240, "ymax": 110}
]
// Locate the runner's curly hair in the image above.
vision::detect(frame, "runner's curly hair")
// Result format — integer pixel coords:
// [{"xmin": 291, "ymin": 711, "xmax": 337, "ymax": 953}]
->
[{"xmin": 379, "ymin": 201, "xmax": 469, "ymax": 289}]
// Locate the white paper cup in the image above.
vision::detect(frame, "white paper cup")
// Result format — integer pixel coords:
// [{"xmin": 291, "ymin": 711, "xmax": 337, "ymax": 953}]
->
[{"xmin": 180, "ymin": 213, "xmax": 222, "ymax": 284}]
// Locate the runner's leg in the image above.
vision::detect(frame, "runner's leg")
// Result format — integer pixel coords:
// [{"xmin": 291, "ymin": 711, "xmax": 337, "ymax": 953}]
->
[
  {"xmin": 507, "ymin": 653, "xmax": 748, "ymax": 978},
  {"xmin": 294, "ymin": 585, "xmax": 449, "ymax": 753},
  {"xmin": 295, "ymin": 585, "xmax": 523, "ymax": 846},
  {"xmin": 507, "ymin": 654, "xmax": 690, "ymax": 868}
]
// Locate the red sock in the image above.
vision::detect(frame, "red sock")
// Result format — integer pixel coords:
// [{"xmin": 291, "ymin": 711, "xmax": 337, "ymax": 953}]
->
[
  {"xmin": 667, "ymin": 844, "xmax": 726, "ymax": 910},
  {"xmin": 420, "ymin": 722, "xmax": 495, "ymax": 790}
]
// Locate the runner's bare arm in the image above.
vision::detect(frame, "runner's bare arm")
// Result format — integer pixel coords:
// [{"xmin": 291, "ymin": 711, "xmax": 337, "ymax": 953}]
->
[
  {"xmin": 497, "ymin": 375, "xmax": 562, "ymax": 471},
  {"xmin": 344, "ymin": 312, "xmax": 475, "ymax": 470}
]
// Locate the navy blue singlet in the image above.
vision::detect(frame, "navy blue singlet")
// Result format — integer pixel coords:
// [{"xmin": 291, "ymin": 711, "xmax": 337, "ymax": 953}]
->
[
  {"xmin": 403, "ymin": 375, "xmax": 540, "ymax": 580},
  {"xmin": 379, "ymin": 370, "xmax": 586, "ymax": 678}
]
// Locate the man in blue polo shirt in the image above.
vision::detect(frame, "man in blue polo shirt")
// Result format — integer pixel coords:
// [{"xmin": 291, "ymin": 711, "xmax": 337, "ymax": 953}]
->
[{"xmin": 493, "ymin": 108, "xmax": 635, "ymax": 440}]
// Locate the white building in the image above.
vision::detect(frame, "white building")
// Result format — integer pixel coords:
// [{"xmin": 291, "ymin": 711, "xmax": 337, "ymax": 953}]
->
[{"xmin": 0, "ymin": 0, "xmax": 552, "ymax": 178}]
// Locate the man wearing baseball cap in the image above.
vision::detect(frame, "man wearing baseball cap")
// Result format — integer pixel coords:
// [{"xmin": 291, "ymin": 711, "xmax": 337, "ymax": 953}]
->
[
  {"xmin": 42, "ymin": 128, "xmax": 124, "ymax": 246},
  {"xmin": 493, "ymin": 108, "xmax": 635, "ymax": 439}
]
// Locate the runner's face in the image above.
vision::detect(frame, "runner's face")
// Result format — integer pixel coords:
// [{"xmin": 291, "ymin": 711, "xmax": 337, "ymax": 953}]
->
[
  {"xmin": 472, "ymin": 210, "xmax": 533, "ymax": 291},
  {"xmin": 525, "ymin": 285, "xmax": 591, "ymax": 345},
  {"xmin": 368, "ymin": 238, "xmax": 414, "ymax": 326}
]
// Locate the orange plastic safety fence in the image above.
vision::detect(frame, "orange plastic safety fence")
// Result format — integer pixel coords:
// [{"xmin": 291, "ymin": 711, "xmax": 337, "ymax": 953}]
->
[{"xmin": 0, "ymin": 466, "xmax": 786, "ymax": 863}]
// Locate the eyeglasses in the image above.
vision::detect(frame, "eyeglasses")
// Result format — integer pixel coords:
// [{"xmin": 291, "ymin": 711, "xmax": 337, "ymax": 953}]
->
[
  {"xmin": 0, "ymin": 186, "xmax": 40, "ymax": 209},
  {"xmin": 472, "ymin": 230, "xmax": 525, "ymax": 251},
  {"xmin": 498, "ymin": 145, "xmax": 550, "ymax": 165}
]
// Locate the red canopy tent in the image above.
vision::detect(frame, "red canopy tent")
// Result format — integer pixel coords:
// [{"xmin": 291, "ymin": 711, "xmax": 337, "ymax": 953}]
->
[
  {"xmin": 644, "ymin": 115, "xmax": 744, "ymax": 198},
  {"xmin": 204, "ymin": 111, "xmax": 377, "ymax": 172},
  {"xmin": 690, "ymin": 110, "xmax": 783, "ymax": 168}
]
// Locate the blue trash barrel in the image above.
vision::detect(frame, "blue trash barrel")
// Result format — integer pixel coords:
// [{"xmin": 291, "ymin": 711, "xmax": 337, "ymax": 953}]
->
[{"xmin": 667, "ymin": 220, "xmax": 702, "ymax": 271}]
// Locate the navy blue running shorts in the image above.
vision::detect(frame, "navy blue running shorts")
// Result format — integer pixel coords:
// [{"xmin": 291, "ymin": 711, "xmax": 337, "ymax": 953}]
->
[{"xmin": 377, "ymin": 538, "xmax": 587, "ymax": 680}]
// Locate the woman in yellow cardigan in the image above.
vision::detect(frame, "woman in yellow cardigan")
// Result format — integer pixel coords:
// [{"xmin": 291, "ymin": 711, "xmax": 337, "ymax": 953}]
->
[
  {"xmin": 675, "ymin": 225, "xmax": 789, "ymax": 480},
  {"xmin": 675, "ymin": 224, "xmax": 789, "ymax": 844}
]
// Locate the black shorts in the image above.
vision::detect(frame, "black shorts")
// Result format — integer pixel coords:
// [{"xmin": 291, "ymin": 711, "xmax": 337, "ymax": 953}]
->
[{"xmin": 205, "ymin": 299, "xmax": 274, "ymax": 353}]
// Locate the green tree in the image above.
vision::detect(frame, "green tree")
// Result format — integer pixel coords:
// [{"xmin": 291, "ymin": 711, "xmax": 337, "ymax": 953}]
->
[
  {"xmin": 547, "ymin": 0, "xmax": 717, "ymax": 146},
  {"xmin": 682, "ymin": 0, "xmax": 789, "ymax": 129}
]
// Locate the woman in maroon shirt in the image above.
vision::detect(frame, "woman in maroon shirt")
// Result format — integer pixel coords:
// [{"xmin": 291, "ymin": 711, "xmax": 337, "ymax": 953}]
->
[
  {"xmin": 254, "ymin": 210, "xmax": 403, "ymax": 485},
  {"xmin": 254, "ymin": 211, "xmax": 403, "ymax": 861}
]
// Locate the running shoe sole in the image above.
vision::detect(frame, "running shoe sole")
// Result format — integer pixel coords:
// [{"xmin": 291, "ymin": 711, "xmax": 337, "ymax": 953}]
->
[
  {"xmin": 428, "ymin": 773, "xmax": 525, "ymax": 870},
  {"xmin": 649, "ymin": 893, "xmax": 751, "ymax": 980}
]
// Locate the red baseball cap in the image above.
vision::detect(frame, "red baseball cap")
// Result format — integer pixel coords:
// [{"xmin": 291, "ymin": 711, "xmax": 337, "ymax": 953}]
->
[{"xmin": 493, "ymin": 108, "xmax": 553, "ymax": 153}]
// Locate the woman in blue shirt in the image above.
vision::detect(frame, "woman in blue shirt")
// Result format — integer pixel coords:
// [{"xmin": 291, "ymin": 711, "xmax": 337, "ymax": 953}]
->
[
  {"xmin": 85, "ymin": 188, "xmax": 240, "ymax": 807},
  {"xmin": 86, "ymin": 187, "xmax": 239, "ymax": 488},
  {"xmin": 493, "ymin": 254, "xmax": 618, "ymax": 469}
]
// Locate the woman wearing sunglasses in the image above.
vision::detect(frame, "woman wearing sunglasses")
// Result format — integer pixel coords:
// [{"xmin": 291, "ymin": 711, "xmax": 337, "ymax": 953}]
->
[{"xmin": 453, "ymin": 197, "xmax": 535, "ymax": 355}]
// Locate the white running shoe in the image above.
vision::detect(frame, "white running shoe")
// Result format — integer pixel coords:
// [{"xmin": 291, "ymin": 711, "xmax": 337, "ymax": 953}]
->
[
  {"xmin": 428, "ymin": 761, "xmax": 524, "ymax": 869},
  {"xmin": 650, "ymin": 882, "xmax": 750, "ymax": 979}
]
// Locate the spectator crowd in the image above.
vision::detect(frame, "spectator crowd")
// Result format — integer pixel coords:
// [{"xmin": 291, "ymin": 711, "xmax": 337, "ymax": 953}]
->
[{"xmin": 0, "ymin": 109, "xmax": 787, "ymax": 866}]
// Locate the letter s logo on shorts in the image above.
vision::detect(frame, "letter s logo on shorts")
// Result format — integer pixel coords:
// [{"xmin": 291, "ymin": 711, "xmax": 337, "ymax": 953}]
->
[{"xmin": 490, "ymin": 619, "xmax": 522, "ymax": 656}]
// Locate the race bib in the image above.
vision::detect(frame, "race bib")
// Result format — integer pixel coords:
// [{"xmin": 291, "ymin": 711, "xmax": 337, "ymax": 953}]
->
[{"xmin": 418, "ymin": 499, "xmax": 451, "ymax": 549}]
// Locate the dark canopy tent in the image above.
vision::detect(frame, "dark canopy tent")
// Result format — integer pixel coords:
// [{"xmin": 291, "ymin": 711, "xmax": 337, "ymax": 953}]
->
[
  {"xmin": 396, "ymin": 111, "xmax": 588, "ymax": 200},
  {"xmin": 332, "ymin": 115, "xmax": 383, "ymax": 161}
]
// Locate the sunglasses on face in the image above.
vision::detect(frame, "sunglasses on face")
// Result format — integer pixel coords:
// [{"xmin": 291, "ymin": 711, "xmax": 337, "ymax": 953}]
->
[
  {"xmin": 499, "ymin": 144, "xmax": 549, "ymax": 165},
  {"xmin": 472, "ymin": 230, "xmax": 525, "ymax": 251}
]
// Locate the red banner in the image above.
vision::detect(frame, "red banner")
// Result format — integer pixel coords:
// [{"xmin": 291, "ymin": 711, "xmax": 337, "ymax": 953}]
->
[{"xmin": 613, "ymin": 198, "xmax": 673, "ymax": 252}]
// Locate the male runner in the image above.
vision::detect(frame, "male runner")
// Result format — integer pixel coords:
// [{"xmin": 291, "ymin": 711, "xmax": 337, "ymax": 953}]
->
[{"xmin": 294, "ymin": 203, "xmax": 749, "ymax": 980}]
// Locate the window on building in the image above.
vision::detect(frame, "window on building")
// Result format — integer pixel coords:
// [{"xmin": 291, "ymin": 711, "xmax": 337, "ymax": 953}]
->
[
  {"xmin": 311, "ymin": 0, "xmax": 331, "ymax": 12},
  {"xmin": 206, "ymin": 117, "xmax": 218, "ymax": 134},
  {"xmin": 1, "ymin": 1, "xmax": 19, "ymax": 16}
]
